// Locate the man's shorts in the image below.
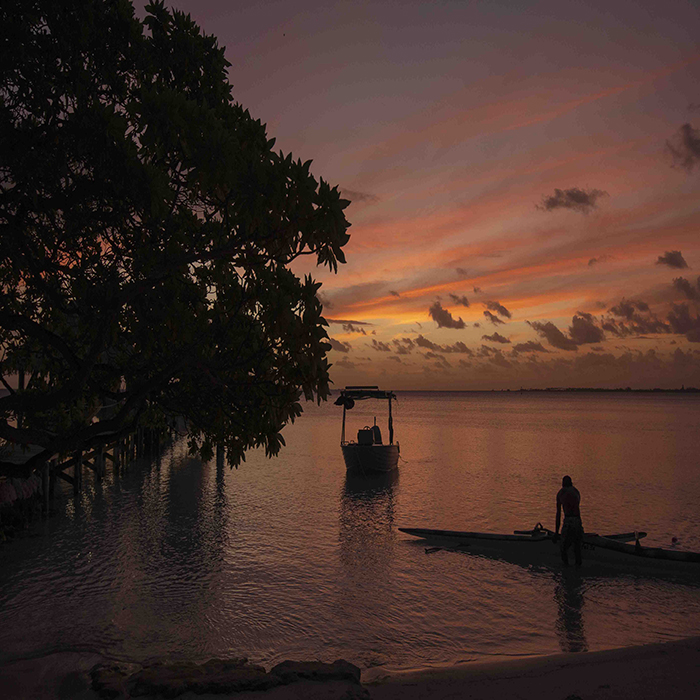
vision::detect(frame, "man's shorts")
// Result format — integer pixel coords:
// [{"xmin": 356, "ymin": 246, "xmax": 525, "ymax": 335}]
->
[{"xmin": 561, "ymin": 516, "xmax": 584, "ymax": 545}]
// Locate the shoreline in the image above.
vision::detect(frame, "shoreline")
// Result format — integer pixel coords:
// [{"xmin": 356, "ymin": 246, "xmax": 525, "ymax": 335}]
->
[
  {"xmin": 368, "ymin": 636, "xmax": 700, "ymax": 699},
  {"xmin": 1, "ymin": 636, "xmax": 698, "ymax": 699}
]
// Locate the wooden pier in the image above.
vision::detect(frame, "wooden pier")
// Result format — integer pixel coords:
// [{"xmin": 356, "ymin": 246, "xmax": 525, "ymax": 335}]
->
[{"xmin": 0, "ymin": 425, "xmax": 173, "ymax": 521}]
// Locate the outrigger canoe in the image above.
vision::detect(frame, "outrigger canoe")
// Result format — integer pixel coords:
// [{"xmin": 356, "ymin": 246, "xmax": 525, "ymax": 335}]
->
[{"xmin": 399, "ymin": 524, "xmax": 700, "ymax": 574}]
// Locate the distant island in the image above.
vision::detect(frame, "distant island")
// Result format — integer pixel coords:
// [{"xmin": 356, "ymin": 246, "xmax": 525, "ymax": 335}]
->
[
  {"xmin": 330, "ymin": 387, "xmax": 700, "ymax": 394},
  {"xmin": 516, "ymin": 386, "xmax": 700, "ymax": 393}
]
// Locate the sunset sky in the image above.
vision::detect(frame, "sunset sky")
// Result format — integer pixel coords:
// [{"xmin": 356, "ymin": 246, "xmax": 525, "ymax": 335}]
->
[{"xmin": 140, "ymin": 0, "xmax": 700, "ymax": 389}]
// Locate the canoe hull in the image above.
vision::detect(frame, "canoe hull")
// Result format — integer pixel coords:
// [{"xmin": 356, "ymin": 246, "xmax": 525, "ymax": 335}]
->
[
  {"xmin": 342, "ymin": 444, "xmax": 399, "ymax": 473},
  {"xmin": 399, "ymin": 527, "xmax": 700, "ymax": 575}
]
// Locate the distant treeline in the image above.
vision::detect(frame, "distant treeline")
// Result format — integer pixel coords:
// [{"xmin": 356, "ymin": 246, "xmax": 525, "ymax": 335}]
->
[
  {"xmin": 329, "ymin": 388, "xmax": 700, "ymax": 395},
  {"xmin": 518, "ymin": 387, "xmax": 700, "ymax": 393}
]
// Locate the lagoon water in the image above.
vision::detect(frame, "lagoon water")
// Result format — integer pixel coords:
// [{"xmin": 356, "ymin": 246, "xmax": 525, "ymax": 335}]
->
[{"xmin": 1, "ymin": 391, "xmax": 700, "ymax": 675}]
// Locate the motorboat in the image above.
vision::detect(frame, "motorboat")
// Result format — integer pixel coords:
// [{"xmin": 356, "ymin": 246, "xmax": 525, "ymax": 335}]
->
[{"xmin": 335, "ymin": 386, "xmax": 399, "ymax": 473}]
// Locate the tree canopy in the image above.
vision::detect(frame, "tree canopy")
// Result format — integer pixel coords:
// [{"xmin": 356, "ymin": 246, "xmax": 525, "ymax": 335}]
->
[{"xmin": 0, "ymin": 0, "xmax": 350, "ymax": 476}]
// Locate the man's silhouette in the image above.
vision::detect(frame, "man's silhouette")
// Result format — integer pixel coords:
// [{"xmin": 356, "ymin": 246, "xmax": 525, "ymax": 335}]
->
[{"xmin": 556, "ymin": 475, "xmax": 583, "ymax": 566}]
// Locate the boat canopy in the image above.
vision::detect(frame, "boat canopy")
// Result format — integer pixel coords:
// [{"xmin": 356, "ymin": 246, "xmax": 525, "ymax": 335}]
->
[
  {"xmin": 336, "ymin": 386, "xmax": 397, "ymax": 446},
  {"xmin": 334, "ymin": 386, "xmax": 396, "ymax": 406}
]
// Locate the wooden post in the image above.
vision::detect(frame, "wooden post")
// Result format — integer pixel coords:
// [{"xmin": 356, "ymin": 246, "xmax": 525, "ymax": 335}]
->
[
  {"xmin": 49, "ymin": 458, "xmax": 56, "ymax": 497},
  {"xmin": 42, "ymin": 461, "xmax": 50, "ymax": 516},
  {"xmin": 74, "ymin": 449, "xmax": 83, "ymax": 493},
  {"xmin": 96, "ymin": 446, "xmax": 104, "ymax": 480},
  {"xmin": 17, "ymin": 369, "xmax": 25, "ymax": 430},
  {"xmin": 110, "ymin": 442, "xmax": 119, "ymax": 480}
]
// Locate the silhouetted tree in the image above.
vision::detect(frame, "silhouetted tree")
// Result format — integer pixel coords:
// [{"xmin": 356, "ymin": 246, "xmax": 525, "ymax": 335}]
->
[{"xmin": 0, "ymin": 0, "xmax": 350, "ymax": 476}]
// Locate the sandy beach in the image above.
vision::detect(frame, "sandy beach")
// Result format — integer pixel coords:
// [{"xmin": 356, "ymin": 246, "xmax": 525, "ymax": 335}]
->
[
  {"xmin": 1, "ymin": 637, "xmax": 698, "ymax": 700},
  {"xmin": 367, "ymin": 636, "xmax": 700, "ymax": 700}
]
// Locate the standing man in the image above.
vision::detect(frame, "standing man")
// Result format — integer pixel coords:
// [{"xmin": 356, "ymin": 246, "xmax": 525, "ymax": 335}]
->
[{"xmin": 555, "ymin": 475, "xmax": 583, "ymax": 566}]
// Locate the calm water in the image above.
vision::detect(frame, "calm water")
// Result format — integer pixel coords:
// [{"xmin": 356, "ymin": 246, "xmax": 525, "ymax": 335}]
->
[{"xmin": 1, "ymin": 392, "xmax": 700, "ymax": 675}]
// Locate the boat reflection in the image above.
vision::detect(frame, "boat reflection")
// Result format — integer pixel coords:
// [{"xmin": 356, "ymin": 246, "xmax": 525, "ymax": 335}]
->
[
  {"xmin": 343, "ymin": 469, "xmax": 399, "ymax": 502},
  {"xmin": 339, "ymin": 470, "xmax": 399, "ymax": 568},
  {"xmin": 337, "ymin": 470, "xmax": 399, "ymax": 666}
]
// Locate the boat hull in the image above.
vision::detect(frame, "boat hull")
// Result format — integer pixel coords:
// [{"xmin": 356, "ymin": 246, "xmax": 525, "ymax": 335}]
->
[
  {"xmin": 342, "ymin": 444, "xmax": 399, "ymax": 473},
  {"xmin": 399, "ymin": 527, "xmax": 700, "ymax": 576}
]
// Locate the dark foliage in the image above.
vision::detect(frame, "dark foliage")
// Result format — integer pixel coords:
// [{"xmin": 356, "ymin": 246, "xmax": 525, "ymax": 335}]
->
[{"xmin": 0, "ymin": 0, "xmax": 350, "ymax": 475}]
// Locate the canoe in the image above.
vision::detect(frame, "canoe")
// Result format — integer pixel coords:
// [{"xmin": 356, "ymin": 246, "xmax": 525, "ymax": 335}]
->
[{"xmin": 398, "ymin": 525, "xmax": 700, "ymax": 575}]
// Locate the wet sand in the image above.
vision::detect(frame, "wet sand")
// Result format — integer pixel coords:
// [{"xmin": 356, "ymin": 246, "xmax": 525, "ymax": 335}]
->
[
  {"xmin": 0, "ymin": 637, "xmax": 698, "ymax": 699},
  {"xmin": 368, "ymin": 636, "xmax": 700, "ymax": 700}
]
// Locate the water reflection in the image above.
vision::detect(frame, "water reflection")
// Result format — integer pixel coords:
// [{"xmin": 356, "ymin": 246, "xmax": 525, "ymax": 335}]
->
[
  {"xmin": 3, "ymin": 393, "xmax": 700, "ymax": 670},
  {"xmin": 111, "ymin": 447, "xmax": 232, "ymax": 654},
  {"xmin": 343, "ymin": 470, "xmax": 399, "ymax": 503},
  {"xmin": 339, "ymin": 470, "xmax": 398, "ymax": 565},
  {"xmin": 214, "ymin": 459, "xmax": 229, "ymax": 553},
  {"xmin": 340, "ymin": 470, "xmax": 398, "ymax": 537},
  {"xmin": 337, "ymin": 471, "xmax": 399, "ymax": 665},
  {"xmin": 553, "ymin": 570, "xmax": 588, "ymax": 652}
]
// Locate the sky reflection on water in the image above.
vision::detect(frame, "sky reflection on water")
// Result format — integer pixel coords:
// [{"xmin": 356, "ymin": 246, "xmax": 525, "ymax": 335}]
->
[{"xmin": 1, "ymin": 392, "xmax": 699, "ymax": 672}]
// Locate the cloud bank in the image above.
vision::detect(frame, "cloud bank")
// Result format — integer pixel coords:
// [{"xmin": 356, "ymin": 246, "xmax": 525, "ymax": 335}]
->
[
  {"xmin": 484, "ymin": 300, "xmax": 512, "ymax": 319},
  {"xmin": 656, "ymin": 250, "xmax": 689, "ymax": 269},
  {"xmin": 484, "ymin": 310, "xmax": 505, "ymax": 325},
  {"xmin": 528, "ymin": 320, "xmax": 579, "ymax": 351},
  {"xmin": 329, "ymin": 338, "xmax": 351, "ymax": 352},
  {"xmin": 672, "ymin": 277, "xmax": 700, "ymax": 300},
  {"xmin": 537, "ymin": 187, "xmax": 608, "ymax": 214},
  {"xmin": 666, "ymin": 123, "xmax": 700, "ymax": 172},
  {"xmin": 482, "ymin": 332, "xmax": 510, "ymax": 344},
  {"xmin": 429, "ymin": 301, "xmax": 466, "ymax": 329},
  {"xmin": 449, "ymin": 293, "xmax": 470, "ymax": 307}
]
